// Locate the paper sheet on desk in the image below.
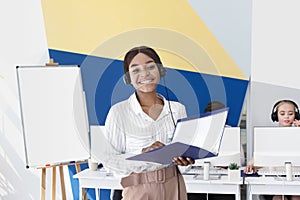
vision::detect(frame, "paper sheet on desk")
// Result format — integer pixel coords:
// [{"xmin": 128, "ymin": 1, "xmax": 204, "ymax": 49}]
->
[{"xmin": 126, "ymin": 108, "xmax": 229, "ymax": 165}]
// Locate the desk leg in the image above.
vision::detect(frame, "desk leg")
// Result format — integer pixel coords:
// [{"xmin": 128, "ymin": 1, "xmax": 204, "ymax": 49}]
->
[
  {"xmin": 96, "ymin": 188, "xmax": 100, "ymax": 200},
  {"xmin": 247, "ymin": 186, "xmax": 253, "ymax": 200},
  {"xmin": 235, "ymin": 191, "xmax": 240, "ymax": 200},
  {"xmin": 236, "ymin": 186, "xmax": 241, "ymax": 200},
  {"xmin": 75, "ymin": 163, "xmax": 88, "ymax": 200},
  {"xmin": 79, "ymin": 185, "xmax": 82, "ymax": 200},
  {"xmin": 59, "ymin": 166, "xmax": 67, "ymax": 200},
  {"xmin": 52, "ymin": 166, "xmax": 56, "ymax": 200},
  {"xmin": 41, "ymin": 168, "xmax": 46, "ymax": 200}
]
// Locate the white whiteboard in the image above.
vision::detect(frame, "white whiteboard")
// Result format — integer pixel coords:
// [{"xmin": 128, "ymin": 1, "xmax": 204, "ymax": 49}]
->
[{"xmin": 16, "ymin": 66, "xmax": 90, "ymax": 167}]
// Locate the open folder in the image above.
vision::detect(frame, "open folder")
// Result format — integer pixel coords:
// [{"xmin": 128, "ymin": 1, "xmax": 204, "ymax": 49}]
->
[{"xmin": 126, "ymin": 108, "xmax": 229, "ymax": 165}]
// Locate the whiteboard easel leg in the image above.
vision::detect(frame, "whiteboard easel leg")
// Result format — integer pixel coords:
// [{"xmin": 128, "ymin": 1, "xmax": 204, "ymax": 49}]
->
[
  {"xmin": 52, "ymin": 166, "xmax": 56, "ymax": 200},
  {"xmin": 41, "ymin": 168, "xmax": 46, "ymax": 200},
  {"xmin": 59, "ymin": 166, "xmax": 67, "ymax": 200}
]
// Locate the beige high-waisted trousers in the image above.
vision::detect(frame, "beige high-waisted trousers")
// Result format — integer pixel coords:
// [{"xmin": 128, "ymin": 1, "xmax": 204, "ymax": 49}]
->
[{"xmin": 120, "ymin": 165, "xmax": 187, "ymax": 200}]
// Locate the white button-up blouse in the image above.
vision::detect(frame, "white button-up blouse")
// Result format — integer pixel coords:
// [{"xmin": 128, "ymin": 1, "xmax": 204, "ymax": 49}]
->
[{"xmin": 103, "ymin": 92, "xmax": 187, "ymax": 176}]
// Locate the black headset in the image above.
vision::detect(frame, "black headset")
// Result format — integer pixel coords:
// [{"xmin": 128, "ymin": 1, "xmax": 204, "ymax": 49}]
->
[
  {"xmin": 123, "ymin": 64, "xmax": 166, "ymax": 84},
  {"xmin": 271, "ymin": 99, "xmax": 300, "ymax": 122}
]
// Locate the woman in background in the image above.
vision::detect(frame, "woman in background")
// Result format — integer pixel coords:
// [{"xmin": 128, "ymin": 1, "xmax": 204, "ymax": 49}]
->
[{"xmin": 244, "ymin": 99, "xmax": 300, "ymax": 200}]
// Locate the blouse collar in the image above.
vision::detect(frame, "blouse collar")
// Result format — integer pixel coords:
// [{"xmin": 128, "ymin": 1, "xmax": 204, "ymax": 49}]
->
[{"xmin": 129, "ymin": 92, "xmax": 173, "ymax": 120}]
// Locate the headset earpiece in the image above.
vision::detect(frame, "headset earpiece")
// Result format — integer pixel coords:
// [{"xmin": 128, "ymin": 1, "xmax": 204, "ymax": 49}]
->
[
  {"xmin": 158, "ymin": 64, "xmax": 166, "ymax": 77},
  {"xmin": 271, "ymin": 109, "xmax": 278, "ymax": 122},
  {"xmin": 123, "ymin": 73, "xmax": 131, "ymax": 84},
  {"xmin": 271, "ymin": 101, "xmax": 280, "ymax": 122},
  {"xmin": 294, "ymin": 104, "xmax": 300, "ymax": 120}
]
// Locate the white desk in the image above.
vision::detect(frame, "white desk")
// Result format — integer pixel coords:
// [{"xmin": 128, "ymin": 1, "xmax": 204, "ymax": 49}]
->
[
  {"xmin": 183, "ymin": 175, "xmax": 242, "ymax": 199},
  {"xmin": 73, "ymin": 169, "xmax": 122, "ymax": 200},
  {"xmin": 74, "ymin": 169, "xmax": 242, "ymax": 200},
  {"xmin": 245, "ymin": 177, "xmax": 300, "ymax": 200}
]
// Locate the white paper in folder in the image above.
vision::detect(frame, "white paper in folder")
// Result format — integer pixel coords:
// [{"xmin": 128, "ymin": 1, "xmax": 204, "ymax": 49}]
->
[{"xmin": 126, "ymin": 108, "xmax": 229, "ymax": 165}]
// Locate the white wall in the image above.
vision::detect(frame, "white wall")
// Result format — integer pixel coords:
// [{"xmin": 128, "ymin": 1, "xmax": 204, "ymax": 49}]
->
[
  {"xmin": 251, "ymin": 0, "xmax": 300, "ymax": 89},
  {"xmin": 0, "ymin": 0, "xmax": 72, "ymax": 199},
  {"xmin": 248, "ymin": 0, "xmax": 300, "ymax": 161}
]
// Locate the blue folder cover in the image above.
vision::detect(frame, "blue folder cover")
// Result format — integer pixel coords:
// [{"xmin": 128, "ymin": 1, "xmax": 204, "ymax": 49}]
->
[
  {"xmin": 126, "ymin": 142, "xmax": 217, "ymax": 165},
  {"xmin": 126, "ymin": 108, "xmax": 229, "ymax": 165}
]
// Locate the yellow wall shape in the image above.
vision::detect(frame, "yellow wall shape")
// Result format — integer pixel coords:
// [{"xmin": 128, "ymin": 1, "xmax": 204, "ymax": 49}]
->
[{"xmin": 42, "ymin": 0, "xmax": 246, "ymax": 80}]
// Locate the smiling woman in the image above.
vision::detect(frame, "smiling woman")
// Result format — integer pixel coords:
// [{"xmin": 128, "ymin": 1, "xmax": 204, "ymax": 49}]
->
[{"xmin": 103, "ymin": 46, "xmax": 195, "ymax": 200}]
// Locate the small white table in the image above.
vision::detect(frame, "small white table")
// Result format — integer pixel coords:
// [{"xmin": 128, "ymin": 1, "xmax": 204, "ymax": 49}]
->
[
  {"xmin": 245, "ymin": 177, "xmax": 300, "ymax": 200},
  {"xmin": 74, "ymin": 169, "xmax": 242, "ymax": 200},
  {"xmin": 73, "ymin": 169, "xmax": 122, "ymax": 200},
  {"xmin": 183, "ymin": 175, "xmax": 242, "ymax": 199}
]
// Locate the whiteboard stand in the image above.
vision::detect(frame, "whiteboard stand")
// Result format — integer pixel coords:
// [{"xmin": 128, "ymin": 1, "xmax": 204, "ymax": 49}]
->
[
  {"xmin": 16, "ymin": 66, "xmax": 90, "ymax": 199},
  {"xmin": 36, "ymin": 160, "xmax": 88, "ymax": 200}
]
